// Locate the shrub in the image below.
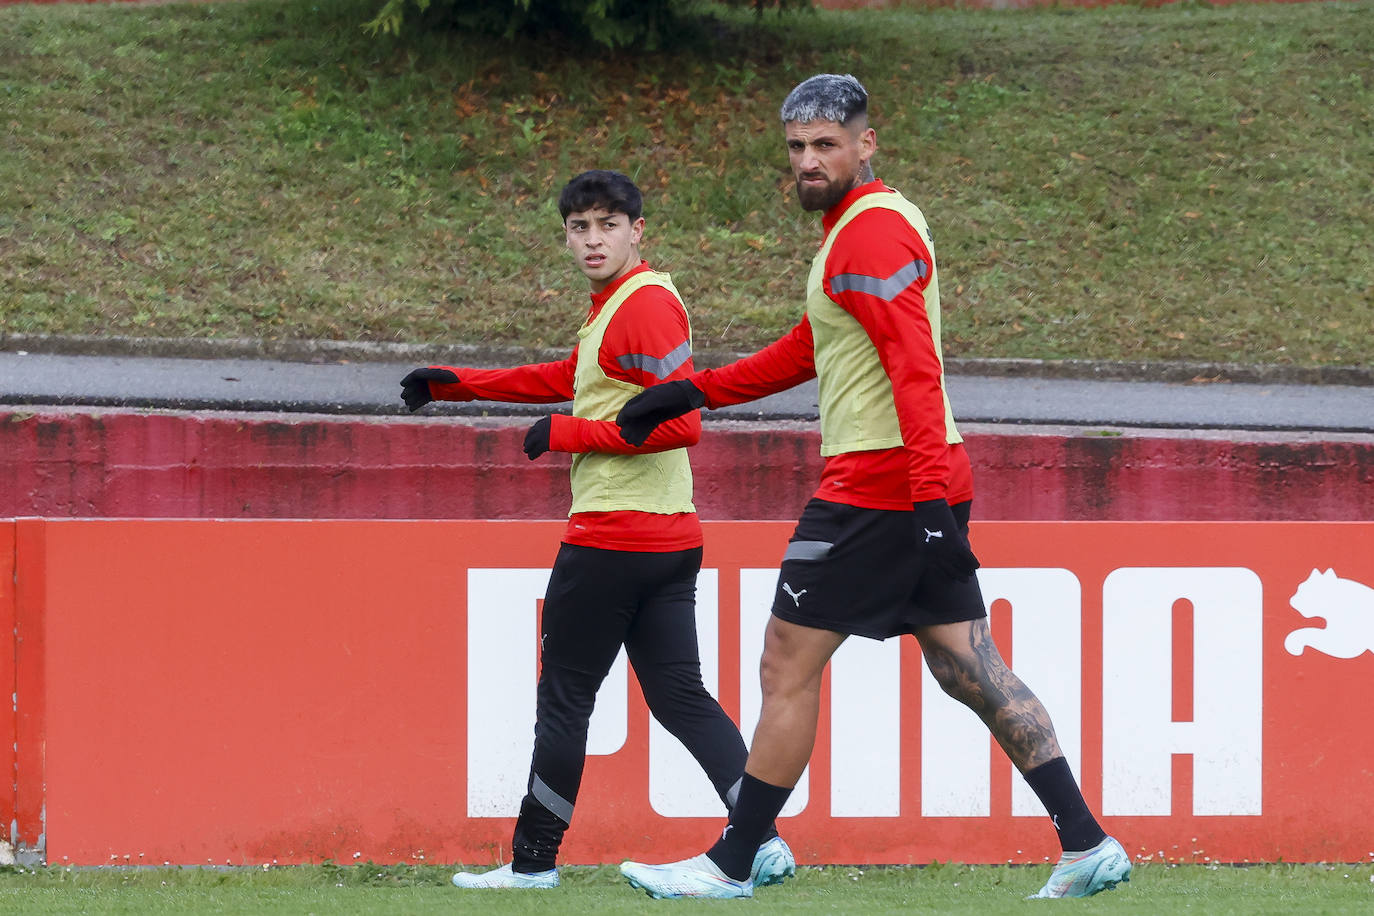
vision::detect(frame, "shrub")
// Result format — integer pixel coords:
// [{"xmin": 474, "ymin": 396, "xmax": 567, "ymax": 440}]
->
[{"xmin": 365, "ymin": 0, "xmax": 812, "ymax": 49}]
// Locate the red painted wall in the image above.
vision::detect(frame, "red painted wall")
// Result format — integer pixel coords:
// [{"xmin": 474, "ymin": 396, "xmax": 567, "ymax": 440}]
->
[{"xmin": 1, "ymin": 407, "xmax": 1370, "ymax": 522}]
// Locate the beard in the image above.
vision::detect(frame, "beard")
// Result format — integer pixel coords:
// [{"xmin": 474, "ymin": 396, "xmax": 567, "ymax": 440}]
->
[{"xmin": 796, "ymin": 174, "xmax": 854, "ymax": 213}]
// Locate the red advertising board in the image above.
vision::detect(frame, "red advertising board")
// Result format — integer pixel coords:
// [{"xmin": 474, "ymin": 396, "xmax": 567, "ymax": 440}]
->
[{"xmin": 6, "ymin": 519, "xmax": 1373, "ymax": 866}]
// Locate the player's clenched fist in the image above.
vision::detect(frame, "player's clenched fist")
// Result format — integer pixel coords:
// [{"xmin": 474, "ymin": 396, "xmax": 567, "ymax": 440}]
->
[
  {"xmin": 523, "ymin": 416, "xmax": 552, "ymax": 460},
  {"xmin": 616, "ymin": 379, "xmax": 706, "ymax": 446},
  {"xmin": 399, "ymin": 366, "xmax": 460, "ymax": 412}
]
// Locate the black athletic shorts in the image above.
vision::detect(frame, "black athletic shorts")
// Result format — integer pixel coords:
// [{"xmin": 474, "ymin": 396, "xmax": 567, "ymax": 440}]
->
[{"xmin": 769, "ymin": 498, "xmax": 986, "ymax": 640}]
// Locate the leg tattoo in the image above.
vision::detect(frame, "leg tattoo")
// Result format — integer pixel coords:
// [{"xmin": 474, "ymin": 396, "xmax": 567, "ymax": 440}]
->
[{"xmin": 921, "ymin": 620, "xmax": 1062, "ymax": 771}]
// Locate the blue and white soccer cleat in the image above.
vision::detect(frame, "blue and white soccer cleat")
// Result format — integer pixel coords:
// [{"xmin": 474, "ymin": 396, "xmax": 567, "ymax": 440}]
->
[
  {"xmin": 1028, "ymin": 836, "xmax": 1132, "ymax": 898},
  {"xmin": 751, "ymin": 835, "xmax": 796, "ymax": 887},
  {"xmin": 451, "ymin": 862, "xmax": 559, "ymax": 889},
  {"xmin": 621, "ymin": 853, "xmax": 753, "ymax": 899}
]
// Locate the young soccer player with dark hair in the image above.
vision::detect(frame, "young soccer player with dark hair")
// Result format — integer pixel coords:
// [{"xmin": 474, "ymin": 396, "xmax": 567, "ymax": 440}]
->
[{"xmin": 400, "ymin": 169, "xmax": 792, "ymax": 890}]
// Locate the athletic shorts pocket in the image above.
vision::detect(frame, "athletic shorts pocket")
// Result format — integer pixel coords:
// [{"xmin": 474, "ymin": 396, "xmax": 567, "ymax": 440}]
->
[{"xmin": 781, "ymin": 539, "xmax": 833, "ymax": 562}]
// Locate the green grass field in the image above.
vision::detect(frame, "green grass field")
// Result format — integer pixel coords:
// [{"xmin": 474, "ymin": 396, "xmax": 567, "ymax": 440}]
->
[
  {"xmin": 1, "ymin": 0, "xmax": 1370, "ymax": 366},
  {"xmin": 3, "ymin": 861, "xmax": 1373, "ymax": 914}
]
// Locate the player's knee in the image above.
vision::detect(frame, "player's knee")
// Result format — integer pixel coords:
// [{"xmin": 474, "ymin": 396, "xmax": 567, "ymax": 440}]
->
[
  {"xmin": 640, "ymin": 683, "xmax": 706, "ymax": 720},
  {"xmin": 931, "ymin": 665, "xmax": 975, "ymax": 705},
  {"xmin": 536, "ymin": 664, "xmax": 603, "ymax": 716},
  {"xmin": 758, "ymin": 651, "xmax": 820, "ymax": 705},
  {"xmin": 921, "ymin": 649, "xmax": 992, "ymax": 709}
]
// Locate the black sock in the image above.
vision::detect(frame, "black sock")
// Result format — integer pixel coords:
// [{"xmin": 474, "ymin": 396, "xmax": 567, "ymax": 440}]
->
[
  {"xmin": 1023, "ymin": 756, "xmax": 1107, "ymax": 853},
  {"xmin": 723, "ymin": 776, "xmax": 779, "ymax": 844},
  {"xmin": 706, "ymin": 773, "xmax": 793, "ymax": 881}
]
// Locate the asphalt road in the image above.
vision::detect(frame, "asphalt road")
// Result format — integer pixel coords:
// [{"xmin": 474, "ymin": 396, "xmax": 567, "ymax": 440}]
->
[{"xmin": 2, "ymin": 347, "xmax": 1371, "ymax": 434}]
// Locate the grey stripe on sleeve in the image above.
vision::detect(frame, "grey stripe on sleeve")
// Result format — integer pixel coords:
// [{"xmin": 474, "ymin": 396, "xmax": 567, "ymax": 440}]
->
[
  {"xmin": 532, "ymin": 774, "xmax": 575, "ymax": 824},
  {"xmin": 783, "ymin": 540, "xmax": 833, "ymax": 562},
  {"xmin": 829, "ymin": 259, "xmax": 928, "ymax": 301},
  {"xmin": 617, "ymin": 340, "xmax": 692, "ymax": 381}
]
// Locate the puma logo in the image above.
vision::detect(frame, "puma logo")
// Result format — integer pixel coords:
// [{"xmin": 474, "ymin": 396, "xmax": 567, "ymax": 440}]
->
[
  {"xmin": 782, "ymin": 582, "xmax": 807, "ymax": 607},
  {"xmin": 923, "ymin": 528, "xmax": 944, "ymax": 543},
  {"xmin": 1284, "ymin": 568, "xmax": 1374, "ymax": 658}
]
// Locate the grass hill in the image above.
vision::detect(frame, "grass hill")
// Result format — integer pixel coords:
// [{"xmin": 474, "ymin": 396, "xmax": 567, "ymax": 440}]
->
[{"xmin": 1, "ymin": 0, "xmax": 1369, "ymax": 367}]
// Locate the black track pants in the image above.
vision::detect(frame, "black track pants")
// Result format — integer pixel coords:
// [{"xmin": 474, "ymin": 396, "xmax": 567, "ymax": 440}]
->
[{"xmin": 510, "ymin": 543, "xmax": 748, "ymax": 872}]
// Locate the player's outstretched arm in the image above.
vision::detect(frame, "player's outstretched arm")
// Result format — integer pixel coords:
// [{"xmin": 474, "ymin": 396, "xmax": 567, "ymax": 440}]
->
[
  {"xmin": 399, "ymin": 366, "xmax": 460, "ymax": 412},
  {"xmin": 616, "ymin": 379, "xmax": 706, "ymax": 446},
  {"xmin": 401, "ymin": 359, "xmax": 578, "ymax": 412}
]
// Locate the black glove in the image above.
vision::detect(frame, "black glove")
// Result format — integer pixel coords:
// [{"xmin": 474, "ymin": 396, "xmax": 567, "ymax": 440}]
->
[
  {"xmin": 523, "ymin": 415, "xmax": 552, "ymax": 460},
  {"xmin": 400, "ymin": 366, "xmax": 459, "ymax": 412},
  {"xmin": 616, "ymin": 379, "xmax": 706, "ymax": 446},
  {"xmin": 912, "ymin": 498, "xmax": 980, "ymax": 582}
]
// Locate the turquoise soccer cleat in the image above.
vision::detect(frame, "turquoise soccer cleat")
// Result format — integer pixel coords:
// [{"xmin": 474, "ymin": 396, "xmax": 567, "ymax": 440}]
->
[
  {"xmin": 1028, "ymin": 836, "xmax": 1132, "ymax": 899},
  {"xmin": 451, "ymin": 862, "xmax": 559, "ymax": 889},
  {"xmin": 621, "ymin": 853, "xmax": 753, "ymax": 899},
  {"xmin": 751, "ymin": 836, "xmax": 797, "ymax": 887}
]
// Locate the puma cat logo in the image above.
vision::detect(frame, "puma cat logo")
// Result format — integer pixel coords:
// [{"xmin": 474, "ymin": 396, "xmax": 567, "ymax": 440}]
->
[
  {"xmin": 1284, "ymin": 568, "xmax": 1374, "ymax": 658},
  {"xmin": 782, "ymin": 582, "xmax": 807, "ymax": 607},
  {"xmin": 923, "ymin": 528, "xmax": 944, "ymax": 543}
]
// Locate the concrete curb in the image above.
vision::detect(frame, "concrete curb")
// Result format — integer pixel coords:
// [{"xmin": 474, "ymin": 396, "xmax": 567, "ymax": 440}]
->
[{"xmin": 3, "ymin": 332, "xmax": 1371, "ymax": 386}]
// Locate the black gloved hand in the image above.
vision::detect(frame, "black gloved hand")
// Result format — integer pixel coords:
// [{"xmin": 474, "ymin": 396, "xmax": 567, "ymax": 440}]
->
[
  {"xmin": 400, "ymin": 366, "xmax": 460, "ymax": 412},
  {"xmin": 523, "ymin": 415, "xmax": 552, "ymax": 460},
  {"xmin": 912, "ymin": 498, "xmax": 980, "ymax": 582},
  {"xmin": 616, "ymin": 379, "xmax": 706, "ymax": 446}
]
